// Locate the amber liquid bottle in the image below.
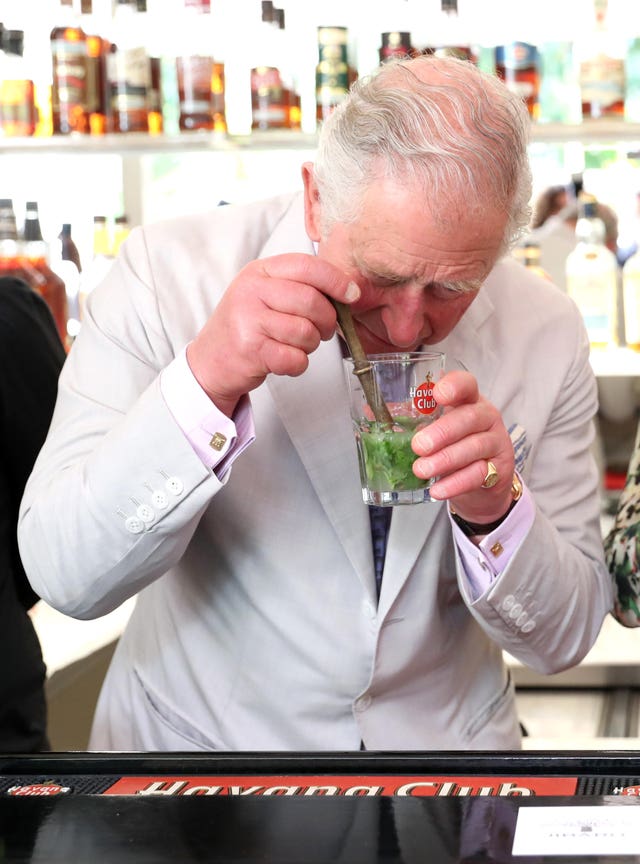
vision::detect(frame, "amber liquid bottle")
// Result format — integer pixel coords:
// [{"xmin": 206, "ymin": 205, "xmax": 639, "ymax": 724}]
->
[
  {"xmin": 81, "ymin": 0, "xmax": 112, "ymax": 137},
  {"xmin": 379, "ymin": 32, "xmax": 414, "ymax": 64},
  {"xmin": 495, "ymin": 42, "xmax": 540, "ymax": 120},
  {"xmin": 577, "ymin": 0, "xmax": 625, "ymax": 119},
  {"xmin": 250, "ymin": 2, "xmax": 288, "ymax": 130},
  {"xmin": 0, "ymin": 29, "xmax": 37, "ymax": 137},
  {"xmin": 107, "ymin": 0, "xmax": 152, "ymax": 133},
  {"xmin": 21, "ymin": 201, "xmax": 69, "ymax": 349},
  {"xmin": 176, "ymin": 0, "xmax": 227, "ymax": 132},
  {"xmin": 50, "ymin": 0, "xmax": 90, "ymax": 134}
]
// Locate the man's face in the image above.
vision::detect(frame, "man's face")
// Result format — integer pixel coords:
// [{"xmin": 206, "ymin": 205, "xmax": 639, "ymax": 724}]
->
[{"xmin": 303, "ymin": 167, "xmax": 507, "ymax": 355}]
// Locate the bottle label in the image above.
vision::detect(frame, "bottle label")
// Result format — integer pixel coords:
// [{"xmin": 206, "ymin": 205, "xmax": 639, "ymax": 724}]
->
[
  {"xmin": 580, "ymin": 56, "xmax": 624, "ymax": 107},
  {"xmin": 107, "ymin": 47, "xmax": 151, "ymax": 111},
  {"xmin": 51, "ymin": 40, "xmax": 88, "ymax": 109},
  {"xmin": 566, "ymin": 272, "xmax": 615, "ymax": 345},
  {"xmin": 495, "ymin": 42, "xmax": 538, "ymax": 71}
]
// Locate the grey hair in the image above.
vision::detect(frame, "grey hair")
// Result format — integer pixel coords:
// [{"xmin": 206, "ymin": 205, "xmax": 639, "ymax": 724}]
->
[{"xmin": 313, "ymin": 54, "xmax": 532, "ymax": 257}]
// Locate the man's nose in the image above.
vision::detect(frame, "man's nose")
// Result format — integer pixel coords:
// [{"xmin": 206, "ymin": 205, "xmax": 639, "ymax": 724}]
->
[{"xmin": 380, "ymin": 284, "xmax": 427, "ymax": 347}]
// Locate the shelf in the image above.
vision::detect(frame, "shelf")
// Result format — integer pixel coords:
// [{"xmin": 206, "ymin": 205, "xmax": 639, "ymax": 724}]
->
[
  {"xmin": 530, "ymin": 121, "xmax": 640, "ymax": 146},
  {"xmin": 2, "ymin": 122, "xmax": 640, "ymax": 157},
  {"xmin": 0, "ymin": 130, "xmax": 320, "ymax": 156},
  {"xmin": 590, "ymin": 347, "xmax": 640, "ymax": 377}
]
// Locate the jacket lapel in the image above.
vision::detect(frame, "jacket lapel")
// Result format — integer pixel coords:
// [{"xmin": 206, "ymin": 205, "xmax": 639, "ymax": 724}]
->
[
  {"xmin": 256, "ymin": 194, "xmax": 502, "ymax": 609},
  {"xmin": 378, "ymin": 287, "xmax": 501, "ymax": 615},
  {"xmin": 267, "ymin": 338, "xmax": 377, "ymax": 602}
]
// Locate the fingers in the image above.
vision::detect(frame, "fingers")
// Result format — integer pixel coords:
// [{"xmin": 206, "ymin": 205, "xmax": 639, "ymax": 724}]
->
[
  {"xmin": 410, "ymin": 371, "xmax": 516, "ymax": 516},
  {"xmin": 187, "ymin": 253, "xmax": 357, "ymax": 415},
  {"xmin": 261, "ymin": 253, "xmax": 360, "ymax": 305}
]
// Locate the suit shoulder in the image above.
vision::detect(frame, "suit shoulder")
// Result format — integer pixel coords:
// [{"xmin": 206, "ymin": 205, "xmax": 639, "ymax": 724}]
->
[
  {"xmin": 138, "ymin": 192, "xmax": 302, "ymax": 251},
  {"xmin": 487, "ymin": 256, "xmax": 581, "ymax": 318}
]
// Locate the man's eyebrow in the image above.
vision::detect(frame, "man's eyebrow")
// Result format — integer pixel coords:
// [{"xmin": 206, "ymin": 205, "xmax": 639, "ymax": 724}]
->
[
  {"xmin": 356, "ymin": 258, "xmax": 412, "ymax": 282},
  {"xmin": 440, "ymin": 278, "xmax": 483, "ymax": 294}
]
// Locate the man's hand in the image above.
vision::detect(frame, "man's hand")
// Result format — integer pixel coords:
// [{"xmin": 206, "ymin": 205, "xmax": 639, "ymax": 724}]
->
[
  {"xmin": 411, "ymin": 370, "xmax": 515, "ymax": 524},
  {"xmin": 186, "ymin": 253, "xmax": 359, "ymax": 417}
]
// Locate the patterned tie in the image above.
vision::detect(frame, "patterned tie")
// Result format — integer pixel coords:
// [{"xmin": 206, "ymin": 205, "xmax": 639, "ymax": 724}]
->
[{"xmin": 368, "ymin": 505, "xmax": 392, "ymax": 599}]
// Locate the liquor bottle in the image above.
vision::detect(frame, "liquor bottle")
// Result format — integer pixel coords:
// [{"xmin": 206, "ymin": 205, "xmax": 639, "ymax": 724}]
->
[
  {"xmin": 576, "ymin": 0, "xmax": 625, "ymax": 120},
  {"xmin": 625, "ymin": 36, "xmax": 640, "ymax": 121},
  {"xmin": 379, "ymin": 32, "xmax": 414, "ymax": 65},
  {"xmin": 59, "ymin": 222, "xmax": 82, "ymax": 272},
  {"xmin": 20, "ymin": 200, "xmax": 69, "ymax": 348},
  {"xmin": 273, "ymin": 8, "xmax": 301, "ymax": 131},
  {"xmin": 50, "ymin": 0, "xmax": 90, "ymax": 135},
  {"xmin": 537, "ymin": 40, "xmax": 581, "ymax": 124},
  {"xmin": 316, "ymin": 26, "xmax": 351, "ymax": 125},
  {"xmin": 51, "ymin": 223, "xmax": 82, "ymax": 341},
  {"xmin": 175, "ymin": 0, "xmax": 227, "ymax": 133},
  {"xmin": 111, "ymin": 214, "xmax": 130, "ymax": 257},
  {"xmin": 78, "ymin": 215, "xmax": 114, "ymax": 320},
  {"xmin": 135, "ymin": 0, "xmax": 163, "ymax": 135},
  {"xmin": 566, "ymin": 194, "xmax": 619, "ymax": 350},
  {"xmin": 107, "ymin": 0, "xmax": 152, "ymax": 133},
  {"xmin": 494, "ymin": 42, "xmax": 540, "ymax": 119},
  {"xmin": 80, "ymin": 0, "xmax": 112, "ymax": 135},
  {"xmin": 424, "ymin": 0, "xmax": 477, "ymax": 63},
  {"xmin": 250, "ymin": 2, "xmax": 288, "ymax": 131},
  {"xmin": 0, "ymin": 198, "xmax": 29, "ymax": 279},
  {"xmin": 513, "ymin": 237, "xmax": 549, "ymax": 280},
  {"xmin": 0, "ymin": 29, "xmax": 37, "ymax": 137}
]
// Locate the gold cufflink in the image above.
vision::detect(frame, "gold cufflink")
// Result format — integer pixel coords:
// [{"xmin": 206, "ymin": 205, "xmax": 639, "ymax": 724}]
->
[{"xmin": 209, "ymin": 432, "xmax": 227, "ymax": 451}]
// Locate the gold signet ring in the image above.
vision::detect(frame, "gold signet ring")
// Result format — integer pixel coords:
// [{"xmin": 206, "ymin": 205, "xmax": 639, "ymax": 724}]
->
[{"xmin": 481, "ymin": 460, "xmax": 499, "ymax": 489}]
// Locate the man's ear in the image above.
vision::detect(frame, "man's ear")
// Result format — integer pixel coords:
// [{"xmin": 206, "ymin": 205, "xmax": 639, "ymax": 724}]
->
[{"xmin": 301, "ymin": 162, "xmax": 322, "ymax": 242}]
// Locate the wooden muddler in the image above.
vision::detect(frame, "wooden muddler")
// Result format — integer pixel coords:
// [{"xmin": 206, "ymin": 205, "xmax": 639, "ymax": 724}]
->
[{"xmin": 331, "ymin": 298, "xmax": 394, "ymax": 428}]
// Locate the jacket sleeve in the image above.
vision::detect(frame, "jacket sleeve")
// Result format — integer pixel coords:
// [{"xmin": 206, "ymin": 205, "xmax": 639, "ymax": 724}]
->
[
  {"xmin": 460, "ymin": 309, "xmax": 613, "ymax": 674},
  {"xmin": 17, "ymin": 231, "xmax": 223, "ymax": 619}
]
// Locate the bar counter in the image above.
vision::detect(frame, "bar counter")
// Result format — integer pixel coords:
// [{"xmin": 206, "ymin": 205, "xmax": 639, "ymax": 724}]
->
[{"xmin": 2, "ymin": 750, "xmax": 640, "ymax": 862}]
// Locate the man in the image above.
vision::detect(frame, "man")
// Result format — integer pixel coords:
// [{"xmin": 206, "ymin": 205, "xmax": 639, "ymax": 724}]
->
[{"xmin": 18, "ymin": 55, "xmax": 612, "ymax": 751}]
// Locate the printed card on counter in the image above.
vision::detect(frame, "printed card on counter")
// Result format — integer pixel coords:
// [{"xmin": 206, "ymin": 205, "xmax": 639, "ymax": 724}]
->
[{"xmin": 512, "ymin": 805, "xmax": 640, "ymax": 856}]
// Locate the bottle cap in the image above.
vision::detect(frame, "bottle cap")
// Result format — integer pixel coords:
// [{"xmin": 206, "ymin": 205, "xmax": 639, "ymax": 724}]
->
[{"xmin": 2, "ymin": 29, "xmax": 24, "ymax": 57}]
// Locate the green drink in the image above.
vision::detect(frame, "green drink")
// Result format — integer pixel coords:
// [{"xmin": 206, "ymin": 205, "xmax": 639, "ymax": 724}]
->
[{"xmin": 343, "ymin": 351, "xmax": 444, "ymax": 506}]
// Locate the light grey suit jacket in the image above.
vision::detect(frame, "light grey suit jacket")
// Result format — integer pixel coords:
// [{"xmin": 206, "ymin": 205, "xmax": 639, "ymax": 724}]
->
[{"xmin": 18, "ymin": 192, "xmax": 612, "ymax": 751}]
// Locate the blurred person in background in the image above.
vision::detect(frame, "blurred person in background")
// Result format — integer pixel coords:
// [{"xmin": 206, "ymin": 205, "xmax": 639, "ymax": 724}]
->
[
  {"xmin": 0, "ymin": 276, "xmax": 65, "ymax": 751},
  {"xmin": 605, "ymin": 419, "xmax": 640, "ymax": 627}
]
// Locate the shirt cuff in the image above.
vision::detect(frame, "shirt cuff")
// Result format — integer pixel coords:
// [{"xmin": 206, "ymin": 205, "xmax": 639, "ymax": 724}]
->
[
  {"xmin": 449, "ymin": 479, "xmax": 535, "ymax": 601},
  {"xmin": 160, "ymin": 346, "xmax": 255, "ymax": 479}
]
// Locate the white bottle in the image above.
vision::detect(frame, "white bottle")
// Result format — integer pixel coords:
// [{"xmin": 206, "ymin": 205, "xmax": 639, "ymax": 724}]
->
[{"xmin": 566, "ymin": 194, "xmax": 619, "ymax": 349}]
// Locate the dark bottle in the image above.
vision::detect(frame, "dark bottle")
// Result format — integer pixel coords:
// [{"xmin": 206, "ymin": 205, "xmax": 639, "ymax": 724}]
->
[
  {"xmin": 316, "ymin": 26, "xmax": 352, "ymax": 125},
  {"xmin": 59, "ymin": 223, "xmax": 82, "ymax": 272},
  {"xmin": 50, "ymin": 0, "xmax": 90, "ymax": 135},
  {"xmin": 21, "ymin": 201, "xmax": 69, "ymax": 348}
]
